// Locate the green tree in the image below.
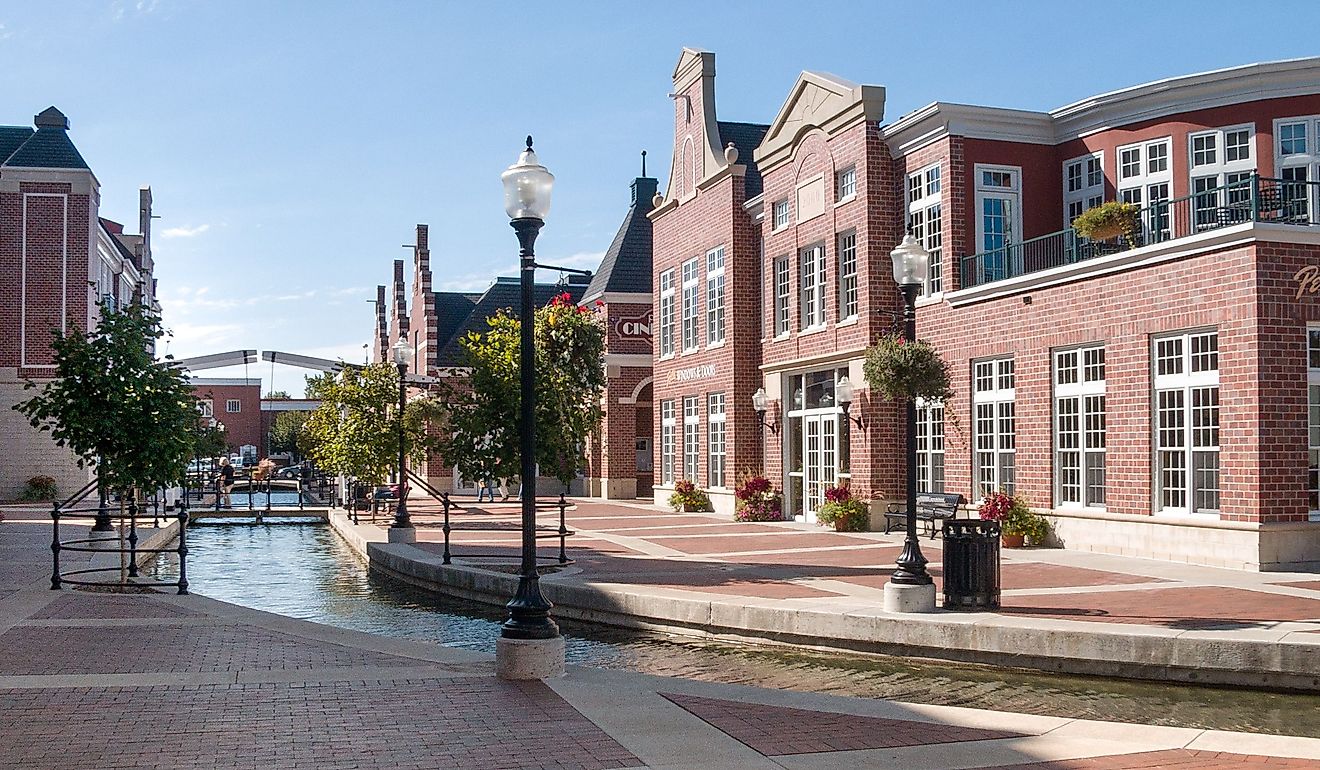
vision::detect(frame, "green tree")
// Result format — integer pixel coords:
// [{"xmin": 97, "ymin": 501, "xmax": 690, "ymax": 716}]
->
[
  {"xmin": 437, "ymin": 292, "xmax": 606, "ymax": 487},
  {"xmin": 300, "ymin": 363, "xmax": 440, "ymax": 483},
  {"xmin": 14, "ymin": 303, "xmax": 199, "ymax": 497},
  {"xmin": 269, "ymin": 409, "xmax": 309, "ymax": 457}
]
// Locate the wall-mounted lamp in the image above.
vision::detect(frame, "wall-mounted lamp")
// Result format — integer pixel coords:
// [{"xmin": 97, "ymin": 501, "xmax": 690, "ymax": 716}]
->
[
  {"xmin": 836, "ymin": 376, "xmax": 863, "ymax": 429},
  {"xmin": 751, "ymin": 388, "xmax": 779, "ymax": 435}
]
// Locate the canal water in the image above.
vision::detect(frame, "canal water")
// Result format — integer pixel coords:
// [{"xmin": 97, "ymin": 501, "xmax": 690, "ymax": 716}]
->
[{"xmin": 161, "ymin": 522, "xmax": 1320, "ymax": 738}]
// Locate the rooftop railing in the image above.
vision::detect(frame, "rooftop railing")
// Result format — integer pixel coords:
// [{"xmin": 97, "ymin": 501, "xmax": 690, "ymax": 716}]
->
[{"xmin": 959, "ymin": 175, "xmax": 1320, "ymax": 289}]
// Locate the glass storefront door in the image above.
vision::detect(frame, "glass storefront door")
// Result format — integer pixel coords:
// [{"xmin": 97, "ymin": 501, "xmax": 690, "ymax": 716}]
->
[{"xmin": 785, "ymin": 367, "xmax": 850, "ymax": 522}]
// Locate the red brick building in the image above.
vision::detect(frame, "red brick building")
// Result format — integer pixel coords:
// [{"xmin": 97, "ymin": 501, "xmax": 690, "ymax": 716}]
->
[
  {"xmin": 651, "ymin": 50, "xmax": 1320, "ymax": 571},
  {"xmin": 0, "ymin": 107, "xmax": 158, "ymax": 499},
  {"xmin": 189, "ymin": 378, "xmax": 262, "ymax": 462}
]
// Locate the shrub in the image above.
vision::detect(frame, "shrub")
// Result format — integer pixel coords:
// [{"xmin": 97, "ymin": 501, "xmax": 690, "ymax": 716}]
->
[
  {"xmin": 977, "ymin": 490, "xmax": 1049, "ymax": 544},
  {"xmin": 733, "ymin": 474, "xmax": 782, "ymax": 522},
  {"xmin": 20, "ymin": 475, "xmax": 58, "ymax": 502},
  {"xmin": 815, "ymin": 484, "xmax": 869, "ymax": 531},
  {"xmin": 668, "ymin": 479, "xmax": 711, "ymax": 512}
]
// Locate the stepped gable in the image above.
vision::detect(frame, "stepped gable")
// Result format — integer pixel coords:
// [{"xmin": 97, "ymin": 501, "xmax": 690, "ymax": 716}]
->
[
  {"xmin": 717, "ymin": 120, "xmax": 769, "ymax": 198},
  {"xmin": 3, "ymin": 107, "xmax": 89, "ymax": 169},
  {"xmin": 434, "ymin": 277, "xmax": 590, "ymax": 368},
  {"xmin": 583, "ymin": 171, "xmax": 657, "ymax": 299}
]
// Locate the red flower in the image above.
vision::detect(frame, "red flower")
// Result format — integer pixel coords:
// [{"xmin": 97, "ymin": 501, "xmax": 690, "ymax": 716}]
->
[{"xmin": 595, "ymin": 299, "xmax": 604, "ymax": 307}]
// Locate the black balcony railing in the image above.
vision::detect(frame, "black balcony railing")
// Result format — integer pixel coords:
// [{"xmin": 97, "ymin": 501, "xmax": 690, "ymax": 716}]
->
[{"xmin": 959, "ymin": 175, "xmax": 1320, "ymax": 289}]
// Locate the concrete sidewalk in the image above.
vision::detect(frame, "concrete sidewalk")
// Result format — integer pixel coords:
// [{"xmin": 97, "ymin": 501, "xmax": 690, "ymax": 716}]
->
[
  {"xmin": 3, "ymin": 507, "xmax": 1320, "ymax": 768},
  {"xmin": 355, "ymin": 497, "xmax": 1320, "ymax": 690}
]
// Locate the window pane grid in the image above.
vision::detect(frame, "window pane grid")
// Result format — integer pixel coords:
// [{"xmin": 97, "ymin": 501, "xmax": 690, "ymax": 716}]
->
[
  {"xmin": 1154, "ymin": 331, "xmax": 1219, "ymax": 513},
  {"xmin": 706, "ymin": 247, "xmax": 725, "ymax": 345},
  {"xmin": 838, "ymin": 232, "xmax": 858, "ymax": 319},
  {"xmin": 681, "ymin": 258, "xmax": 699, "ymax": 352},
  {"xmin": 707, "ymin": 393, "xmax": 725, "ymax": 488},
  {"xmin": 683, "ymin": 397, "xmax": 699, "ymax": 482}
]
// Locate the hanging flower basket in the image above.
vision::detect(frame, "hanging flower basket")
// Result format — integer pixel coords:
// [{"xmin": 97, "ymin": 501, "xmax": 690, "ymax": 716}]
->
[
  {"xmin": 862, "ymin": 332, "xmax": 953, "ymax": 402},
  {"xmin": 1072, "ymin": 201, "xmax": 1139, "ymax": 247}
]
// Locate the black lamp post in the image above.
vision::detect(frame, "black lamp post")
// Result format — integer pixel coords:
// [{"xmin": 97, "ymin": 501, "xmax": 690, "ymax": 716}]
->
[
  {"xmin": 390, "ymin": 337, "xmax": 413, "ymax": 538},
  {"xmin": 888, "ymin": 234, "xmax": 934, "ymax": 592},
  {"xmin": 499, "ymin": 136, "xmax": 560, "ymax": 642}
]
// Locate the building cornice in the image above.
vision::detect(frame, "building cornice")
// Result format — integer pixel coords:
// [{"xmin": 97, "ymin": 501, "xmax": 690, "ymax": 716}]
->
[{"xmin": 754, "ymin": 71, "xmax": 886, "ymax": 176}]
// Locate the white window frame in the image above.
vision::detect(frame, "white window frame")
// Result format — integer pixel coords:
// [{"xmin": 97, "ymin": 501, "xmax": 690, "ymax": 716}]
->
[
  {"xmin": 1116, "ymin": 138, "xmax": 1173, "ymax": 240},
  {"xmin": 835, "ymin": 165, "xmax": 857, "ymax": 202},
  {"xmin": 974, "ymin": 164, "xmax": 1022, "ymax": 257},
  {"xmin": 683, "ymin": 396, "xmax": 700, "ymax": 482},
  {"xmin": 1063, "ymin": 152, "xmax": 1104, "ymax": 229},
  {"xmin": 908, "ymin": 164, "xmax": 943, "ymax": 295},
  {"xmin": 226, "ymin": 399, "xmax": 241, "ymax": 414},
  {"xmin": 1054, "ymin": 346, "xmax": 1106, "ymax": 510},
  {"xmin": 1153, "ymin": 330, "xmax": 1220, "ymax": 516},
  {"xmin": 658, "ymin": 269, "xmax": 675, "ymax": 358},
  {"xmin": 1273, "ymin": 115, "xmax": 1320, "ymax": 223},
  {"xmin": 197, "ymin": 399, "xmax": 214, "ymax": 418},
  {"xmin": 915, "ymin": 399, "xmax": 945, "ymax": 494},
  {"xmin": 707, "ymin": 392, "xmax": 726, "ymax": 488},
  {"xmin": 681, "ymin": 257, "xmax": 699, "ymax": 353},
  {"xmin": 773, "ymin": 256, "xmax": 790, "ymax": 337},
  {"xmin": 973, "ymin": 357, "xmax": 1015, "ymax": 498},
  {"xmin": 773, "ymin": 199, "xmax": 791, "ymax": 230},
  {"xmin": 705, "ymin": 246, "xmax": 725, "ymax": 346},
  {"xmin": 837, "ymin": 231, "xmax": 858, "ymax": 321},
  {"xmin": 799, "ymin": 244, "xmax": 826, "ymax": 330},
  {"xmin": 660, "ymin": 400, "xmax": 675, "ymax": 485},
  {"xmin": 1188, "ymin": 124, "xmax": 1255, "ymax": 228}
]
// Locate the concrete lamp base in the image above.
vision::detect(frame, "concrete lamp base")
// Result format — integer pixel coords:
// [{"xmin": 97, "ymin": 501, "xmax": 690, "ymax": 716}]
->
[
  {"xmin": 386, "ymin": 526, "xmax": 417, "ymax": 544},
  {"xmin": 496, "ymin": 636, "xmax": 566, "ymax": 680},
  {"xmin": 883, "ymin": 581, "xmax": 938, "ymax": 613}
]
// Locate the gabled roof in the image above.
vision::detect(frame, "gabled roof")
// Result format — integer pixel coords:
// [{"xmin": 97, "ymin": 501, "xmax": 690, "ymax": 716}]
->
[
  {"xmin": 434, "ymin": 278, "xmax": 589, "ymax": 368},
  {"xmin": 583, "ymin": 176, "xmax": 656, "ymax": 299},
  {"xmin": 717, "ymin": 121, "xmax": 769, "ymax": 199},
  {"xmin": 2, "ymin": 108, "xmax": 88, "ymax": 170}
]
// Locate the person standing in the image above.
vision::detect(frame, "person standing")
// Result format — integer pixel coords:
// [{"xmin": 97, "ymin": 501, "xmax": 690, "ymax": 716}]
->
[{"xmin": 216, "ymin": 457, "xmax": 235, "ymax": 509}]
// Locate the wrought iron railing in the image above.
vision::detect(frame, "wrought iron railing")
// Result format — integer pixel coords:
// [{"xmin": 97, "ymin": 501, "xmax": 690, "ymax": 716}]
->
[
  {"xmin": 51, "ymin": 480, "xmax": 189, "ymax": 594},
  {"xmin": 438, "ymin": 491, "xmax": 574, "ymax": 567},
  {"xmin": 960, "ymin": 175, "xmax": 1320, "ymax": 288}
]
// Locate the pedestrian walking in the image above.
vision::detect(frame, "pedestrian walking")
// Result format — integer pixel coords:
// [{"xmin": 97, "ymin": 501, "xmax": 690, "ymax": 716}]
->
[{"xmin": 216, "ymin": 457, "xmax": 235, "ymax": 509}]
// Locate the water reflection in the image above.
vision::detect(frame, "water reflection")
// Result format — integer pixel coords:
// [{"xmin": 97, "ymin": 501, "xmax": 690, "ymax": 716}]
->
[{"xmin": 163, "ymin": 523, "xmax": 1320, "ymax": 738}]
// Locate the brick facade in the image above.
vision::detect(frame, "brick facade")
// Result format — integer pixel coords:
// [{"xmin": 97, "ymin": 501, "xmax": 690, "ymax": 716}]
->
[{"xmin": 189, "ymin": 379, "xmax": 263, "ymax": 461}]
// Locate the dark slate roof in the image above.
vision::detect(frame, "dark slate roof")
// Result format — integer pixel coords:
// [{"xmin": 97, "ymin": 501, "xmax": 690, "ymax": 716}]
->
[
  {"xmin": 2, "ymin": 108, "xmax": 89, "ymax": 170},
  {"xmin": 434, "ymin": 279, "xmax": 590, "ymax": 368},
  {"xmin": 717, "ymin": 120, "xmax": 769, "ymax": 199},
  {"xmin": 99, "ymin": 218, "xmax": 138, "ymax": 265},
  {"xmin": 0, "ymin": 126, "xmax": 34, "ymax": 164},
  {"xmin": 433, "ymin": 290, "xmax": 482, "ymax": 360},
  {"xmin": 583, "ymin": 176, "xmax": 656, "ymax": 298}
]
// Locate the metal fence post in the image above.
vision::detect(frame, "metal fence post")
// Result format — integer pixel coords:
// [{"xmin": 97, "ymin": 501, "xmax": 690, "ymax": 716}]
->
[
  {"xmin": 127, "ymin": 495, "xmax": 139, "ymax": 578},
  {"xmin": 176, "ymin": 505, "xmax": 189, "ymax": 595},
  {"xmin": 50, "ymin": 503, "xmax": 62, "ymax": 590},
  {"xmin": 558, "ymin": 493, "xmax": 568, "ymax": 565},
  {"xmin": 442, "ymin": 492, "xmax": 452, "ymax": 565}
]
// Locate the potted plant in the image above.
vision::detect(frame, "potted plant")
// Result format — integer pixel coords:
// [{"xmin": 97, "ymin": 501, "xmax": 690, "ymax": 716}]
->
[
  {"xmin": 862, "ymin": 332, "xmax": 953, "ymax": 403},
  {"xmin": 815, "ymin": 485, "xmax": 869, "ymax": 532},
  {"xmin": 1071, "ymin": 201, "xmax": 1140, "ymax": 248},
  {"xmin": 978, "ymin": 490, "xmax": 1049, "ymax": 547},
  {"xmin": 668, "ymin": 479, "xmax": 712, "ymax": 513},
  {"xmin": 733, "ymin": 474, "xmax": 782, "ymax": 522}
]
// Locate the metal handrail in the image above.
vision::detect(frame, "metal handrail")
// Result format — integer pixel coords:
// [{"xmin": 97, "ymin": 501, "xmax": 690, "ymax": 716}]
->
[
  {"xmin": 52, "ymin": 486, "xmax": 189, "ymax": 594},
  {"xmin": 438, "ymin": 491, "xmax": 574, "ymax": 567},
  {"xmin": 960, "ymin": 175, "xmax": 1320, "ymax": 288}
]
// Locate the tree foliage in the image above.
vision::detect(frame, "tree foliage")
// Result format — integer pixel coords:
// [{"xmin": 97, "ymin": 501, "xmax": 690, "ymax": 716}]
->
[
  {"xmin": 13, "ymin": 303, "xmax": 200, "ymax": 494},
  {"xmin": 269, "ymin": 410, "xmax": 309, "ymax": 457},
  {"xmin": 299, "ymin": 363, "xmax": 441, "ymax": 484},
  {"xmin": 437, "ymin": 293, "xmax": 606, "ymax": 486}
]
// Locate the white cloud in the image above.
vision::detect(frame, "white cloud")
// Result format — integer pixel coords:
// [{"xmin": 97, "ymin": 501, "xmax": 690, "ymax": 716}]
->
[
  {"xmin": 160, "ymin": 223, "xmax": 210, "ymax": 239},
  {"xmin": 548, "ymin": 250, "xmax": 605, "ymax": 270}
]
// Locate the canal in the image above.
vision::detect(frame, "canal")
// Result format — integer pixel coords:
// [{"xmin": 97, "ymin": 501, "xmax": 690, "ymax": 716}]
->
[{"xmin": 162, "ymin": 522, "xmax": 1320, "ymax": 738}]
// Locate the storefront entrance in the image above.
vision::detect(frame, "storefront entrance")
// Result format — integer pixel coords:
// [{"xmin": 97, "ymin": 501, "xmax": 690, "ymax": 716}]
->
[{"xmin": 784, "ymin": 368, "xmax": 850, "ymax": 522}]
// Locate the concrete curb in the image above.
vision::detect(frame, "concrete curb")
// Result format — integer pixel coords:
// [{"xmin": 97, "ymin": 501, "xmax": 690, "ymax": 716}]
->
[{"xmin": 331, "ymin": 512, "xmax": 1320, "ymax": 691}]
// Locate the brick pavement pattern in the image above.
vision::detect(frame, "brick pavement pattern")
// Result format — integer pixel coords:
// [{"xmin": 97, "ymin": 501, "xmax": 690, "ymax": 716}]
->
[
  {"xmin": 662, "ymin": 692, "xmax": 1023, "ymax": 755},
  {"xmin": 31, "ymin": 593, "xmax": 202, "ymax": 619},
  {"xmin": 0, "ymin": 677, "xmax": 644, "ymax": 770},
  {"xmin": 984, "ymin": 749, "xmax": 1320, "ymax": 768},
  {"xmin": 0, "ymin": 622, "xmax": 426, "ymax": 675}
]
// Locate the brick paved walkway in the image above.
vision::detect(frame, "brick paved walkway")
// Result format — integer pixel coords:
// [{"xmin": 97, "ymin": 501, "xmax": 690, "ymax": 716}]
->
[{"xmin": 5, "ymin": 502, "xmax": 1320, "ymax": 768}]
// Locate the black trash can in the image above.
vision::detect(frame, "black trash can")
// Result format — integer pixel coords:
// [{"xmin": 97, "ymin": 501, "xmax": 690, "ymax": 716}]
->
[{"xmin": 942, "ymin": 518, "xmax": 1001, "ymax": 610}]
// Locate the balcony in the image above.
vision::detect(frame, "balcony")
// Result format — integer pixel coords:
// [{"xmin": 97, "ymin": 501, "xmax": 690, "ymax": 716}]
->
[{"xmin": 959, "ymin": 176, "xmax": 1320, "ymax": 289}]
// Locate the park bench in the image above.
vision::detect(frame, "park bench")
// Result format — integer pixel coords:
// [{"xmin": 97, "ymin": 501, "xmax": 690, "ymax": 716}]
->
[{"xmin": 884, "ymin": 492, "xmax": 962, "ymax": 540}]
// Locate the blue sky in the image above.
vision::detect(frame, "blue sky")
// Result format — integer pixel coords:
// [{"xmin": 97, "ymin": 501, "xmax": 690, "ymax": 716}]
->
[{"xmin": 3, "ymin": 1, "xmax": 1318, "ymax": 394}]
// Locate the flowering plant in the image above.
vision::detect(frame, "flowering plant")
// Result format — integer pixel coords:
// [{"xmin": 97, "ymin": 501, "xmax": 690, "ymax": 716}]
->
[
  {"xmin": 815, "ymin": 484, "xmax": 869, "ymax": 531},
  {"xmin": 734, "ymin": 474, "xmax": 782, "ymax": 522},
  {"xmin": 978, "ymin": 490, "xmax": 1049, "ymax": 543},
  {"xmin": 862, "ymin": 332, "xmax": 953, "ymax": 403},
  {"xmin": 668, "ymin": 479, "xmax": 712, "ymax": 512}
]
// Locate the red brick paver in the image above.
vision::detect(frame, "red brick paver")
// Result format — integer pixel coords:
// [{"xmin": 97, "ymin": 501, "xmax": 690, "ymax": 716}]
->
[
  {"xmin": 1004, "ymin": 586, "xmax": 1320, "ymax": 628},
  {"xmin": 0, "ymin": 678, "xmax": 644, "ymax": 770},
  {"xmin": 984, "ymin": 749, "xmax": 1320, "ymax": 768},
  {"xmin": 662, "ymin": 692, "xmax": 1022, "ymax": 756}
]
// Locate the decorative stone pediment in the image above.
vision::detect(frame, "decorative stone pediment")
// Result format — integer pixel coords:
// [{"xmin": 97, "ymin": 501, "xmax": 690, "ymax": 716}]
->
[{"xmin": 754, "ymin": 71, "xmax": 886, "ymax": 174}]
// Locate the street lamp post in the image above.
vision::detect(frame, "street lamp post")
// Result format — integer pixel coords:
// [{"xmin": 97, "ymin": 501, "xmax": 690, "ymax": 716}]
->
[
  {"xmin": 496, "ymin": 136, "xmax": 564, "ymax": 679},
  {"xmin": 388, "ymin": 338, "xmax": 415, "ymax": 542},
  {"xmin": 883, "ymin": 234, "xmax": 936, "ymax": 613}
]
